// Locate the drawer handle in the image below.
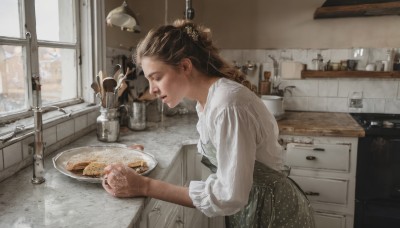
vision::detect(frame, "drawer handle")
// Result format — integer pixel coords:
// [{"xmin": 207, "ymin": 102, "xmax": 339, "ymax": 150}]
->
[
  {"xmin": 305, "ymin": 191, "xmax": 320, "ymax": 196},
  {"xmin": 306, "ymin": 156, "xmax": 316, "ymax": 160},
  {"xmin": 313, "ymin": 148, "xmax": 325, "ymax": 152}
]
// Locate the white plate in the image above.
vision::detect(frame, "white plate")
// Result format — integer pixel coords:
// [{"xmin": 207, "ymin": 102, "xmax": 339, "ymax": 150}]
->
[{"xmin": 53, "ymin": 146, "xmax": 157, "ymax": 183}]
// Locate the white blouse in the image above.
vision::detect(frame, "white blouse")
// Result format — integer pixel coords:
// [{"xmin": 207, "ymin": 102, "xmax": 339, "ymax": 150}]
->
[{"xmin": 188, "ymin": 78, "xmax": 284, "ymax": 217}]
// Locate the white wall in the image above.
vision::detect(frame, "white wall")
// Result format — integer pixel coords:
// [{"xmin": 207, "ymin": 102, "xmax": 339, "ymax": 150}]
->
[{"xmin": 221, "ymin": 48, "xmax": 400, "ymax": 114}]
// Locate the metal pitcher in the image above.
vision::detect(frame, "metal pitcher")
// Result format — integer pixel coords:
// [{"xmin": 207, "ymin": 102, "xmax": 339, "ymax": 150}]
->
[{"xmin": 128, "ymin": 101, "xmax": 146, "ymax": 130}]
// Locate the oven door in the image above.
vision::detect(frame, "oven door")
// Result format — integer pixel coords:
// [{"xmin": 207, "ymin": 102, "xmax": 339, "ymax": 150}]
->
[
  {"xmin": 355, "ymin": 136, "xmax": 400, "ymax": 228},
  {"xmin": 355, "ymin": 199, "xmax": 400, "ymax": 228},
  {"xmin": 356, "ymin": 136, "xmax": 400, "ymax": 200}
]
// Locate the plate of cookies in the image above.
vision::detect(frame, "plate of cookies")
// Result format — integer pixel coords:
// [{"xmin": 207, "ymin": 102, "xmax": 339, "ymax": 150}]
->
[{"xmin": 52, "ymin": 146, "xmax": 157, "ymax": 183}]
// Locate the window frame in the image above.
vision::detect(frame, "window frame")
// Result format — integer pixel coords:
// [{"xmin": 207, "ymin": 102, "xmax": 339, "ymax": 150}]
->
[{"xmin": 0, "ymin": 0, "xmax": 106, "ymax": 124}]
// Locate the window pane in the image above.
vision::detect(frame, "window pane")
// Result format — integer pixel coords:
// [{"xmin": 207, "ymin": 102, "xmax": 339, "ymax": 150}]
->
[
  {"xmin": 39, "ymin": 47, "xmax": 77, "ymax": 104},
  {"xmin": 35, "ymin": 0, "xmax": 76, "ymax": 43},
  {"xmin": 0, "ymin": 0, "xmax": 22, "ymax": 38},
  {"xmin": 0, "ymin": 45, "xmax": 28, "ymax": 114}
]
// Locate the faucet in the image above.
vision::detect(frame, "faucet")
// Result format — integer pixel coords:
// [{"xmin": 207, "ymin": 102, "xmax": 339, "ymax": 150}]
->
[
  {"xmin": 31, "ymin": 75, "xmax": 72, "ymax": 184},
  {"xmin": 272, "ymin": 83, "xmax": 296, "ymax": 97}
]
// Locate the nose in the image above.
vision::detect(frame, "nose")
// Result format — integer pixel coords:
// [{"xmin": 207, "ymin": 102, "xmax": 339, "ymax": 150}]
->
[{"xmin": 149, "ymin": 82, "xmax": 159, "ymax": 95}]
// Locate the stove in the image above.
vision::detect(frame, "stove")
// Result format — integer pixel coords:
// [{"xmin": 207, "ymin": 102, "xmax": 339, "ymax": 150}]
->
[
  {"xmin": 351, "ymin": 113, "xmax": 400, "ymax": 228},
  {"xmin": 351, "ymin": 113, "xmax": 400, "ymax": 136}
]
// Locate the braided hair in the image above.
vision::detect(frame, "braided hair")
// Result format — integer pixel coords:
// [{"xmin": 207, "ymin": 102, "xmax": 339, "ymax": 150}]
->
[{"xmin": 135, "ymin": 19, "xmax": 250, "ymax": 88}]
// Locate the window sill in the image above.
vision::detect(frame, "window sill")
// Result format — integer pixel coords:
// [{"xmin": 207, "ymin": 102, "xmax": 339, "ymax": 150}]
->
[{"xmin": 0, "ymin": 102, "xmax": 99, "ymax": 148}]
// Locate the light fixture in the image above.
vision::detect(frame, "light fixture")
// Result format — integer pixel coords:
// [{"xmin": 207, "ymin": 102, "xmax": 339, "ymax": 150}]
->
[{"xmin": 106, "ymin": 1, "xmax": 141, "ymax": 33}]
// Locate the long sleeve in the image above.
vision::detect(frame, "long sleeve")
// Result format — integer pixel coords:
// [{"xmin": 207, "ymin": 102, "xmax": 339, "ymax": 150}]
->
[{"xmin": 189, "ymin": 106, "xmax": 258, "ymax": 217}]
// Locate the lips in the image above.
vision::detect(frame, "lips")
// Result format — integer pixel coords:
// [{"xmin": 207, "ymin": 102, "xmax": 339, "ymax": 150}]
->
[{"xmin": 159, "ymin": 95, "xmax": 167, "ymax": 102}]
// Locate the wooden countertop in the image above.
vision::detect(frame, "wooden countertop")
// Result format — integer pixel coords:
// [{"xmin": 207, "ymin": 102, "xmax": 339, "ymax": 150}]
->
[{"xmin": 278, "ymin": 111, "xmax": 365, "ymax": 137}]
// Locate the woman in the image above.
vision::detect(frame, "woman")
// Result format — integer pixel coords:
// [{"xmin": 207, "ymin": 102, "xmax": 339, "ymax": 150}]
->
[{"xmin": 102, "ymin": 19, "xmax": 315, "ymax": 228}]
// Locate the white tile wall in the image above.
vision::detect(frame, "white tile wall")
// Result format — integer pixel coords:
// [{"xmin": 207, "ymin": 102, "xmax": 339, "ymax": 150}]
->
[
  {"xmin": 88, "ymin": 111, "xmax": 99, "ymax": 126},
  {"xmin": 22, "ymin": 136, "xmax": 34, "ymax": 159},
  {"xmin": 43, "ymin": 126, "xmax": 57, "ymax": 146},
  {"xmin": 0, "ymin": 110, "xmax": 98, "ymax": 182},
  {"xmin": 221, "ymin": 48, "xmax": 400, "ymax": 114},
  {"xmin": 3, "ymin": 142, "xmax": 22, "ymax": 169},
  {"xmin": 74, "ymin": 115, "xmax": 88, "ymax": 133},
  {"xmin": 57, "ymin": 119, "xmax": 75, "ymax": 141}
]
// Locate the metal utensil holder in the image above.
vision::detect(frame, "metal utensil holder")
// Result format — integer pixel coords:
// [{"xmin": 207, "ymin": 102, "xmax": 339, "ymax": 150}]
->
[{"xmin": 96, "ymin": 107, "xmax": 120, "ymax": 142}]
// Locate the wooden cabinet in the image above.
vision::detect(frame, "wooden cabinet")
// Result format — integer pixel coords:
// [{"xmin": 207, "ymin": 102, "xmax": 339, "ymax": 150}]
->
[
  {"xmin": 280, "ymin": 135, "xmax": 358, "ymax": 228},
  {"xmin": 137, "ymin": 152, "xmax": 184, "ymax": 228},
  {"xmin": 136, "ymin": 145, "xmax": 224, "ymax": 228}
]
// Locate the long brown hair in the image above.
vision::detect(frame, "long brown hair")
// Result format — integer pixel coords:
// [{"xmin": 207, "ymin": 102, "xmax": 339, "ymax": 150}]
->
[{"xmin": 135, "ymin": 19, "xmax": 249, "ymax": 87}]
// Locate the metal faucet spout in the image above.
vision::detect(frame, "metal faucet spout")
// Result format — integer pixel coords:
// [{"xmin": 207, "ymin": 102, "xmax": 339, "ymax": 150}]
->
[
  {"xmin": 32, "ymin": 107, "xmax": 45, "ymax": 184},
  {"xmin": 43, "ymin": 105, "xmax": 72, "ymax": 117},
  {"xmin": 31, "ymin": 105, "xmax": 72, "ymax": 184}
]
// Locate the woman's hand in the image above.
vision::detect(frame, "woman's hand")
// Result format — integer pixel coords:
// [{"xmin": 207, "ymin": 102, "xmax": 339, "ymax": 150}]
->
[{"xmin": 102, "ymin": 163, "xmax": 147, "ymax": 198}]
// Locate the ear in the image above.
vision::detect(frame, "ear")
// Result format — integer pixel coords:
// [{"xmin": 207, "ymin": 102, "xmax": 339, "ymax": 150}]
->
[{"xmin": 180, "ymin": 58, "xmax": 192, "ymax": 75}]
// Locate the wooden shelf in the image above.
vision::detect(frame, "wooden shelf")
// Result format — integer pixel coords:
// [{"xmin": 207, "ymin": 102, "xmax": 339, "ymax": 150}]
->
[
  {"xmin": 314, "ymin": 2, "xmax": 400, "ymax": 19},
  {"xmin": 301, "ymin": 70, "xmax": 400, "ymax": 79}
]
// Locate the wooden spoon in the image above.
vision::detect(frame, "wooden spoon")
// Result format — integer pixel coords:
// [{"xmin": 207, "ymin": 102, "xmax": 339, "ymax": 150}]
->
[
  {"xmin": 102, "ymin": 77, "xmax": 117, "ymax": 93},
  {"xmin": 91, "ymin": 82, "xmax": 100, "ymax": 94}
]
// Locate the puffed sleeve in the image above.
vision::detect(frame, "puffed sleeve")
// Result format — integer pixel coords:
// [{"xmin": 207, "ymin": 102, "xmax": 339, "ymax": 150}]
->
[{"xmin": 189, "ymin": 106, "xmax": 258, "ymax": 217}]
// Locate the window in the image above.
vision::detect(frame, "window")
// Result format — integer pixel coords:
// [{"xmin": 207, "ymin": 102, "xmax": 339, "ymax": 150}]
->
[{"xmin": 0, "ymin": 0, "xmax": 80, "ymax": 118}]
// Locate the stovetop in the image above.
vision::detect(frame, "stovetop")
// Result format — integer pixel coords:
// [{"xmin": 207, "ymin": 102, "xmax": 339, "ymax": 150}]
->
[{"xmin": 351, "ymin": 113, "xmax": 400, "ymax": 136}]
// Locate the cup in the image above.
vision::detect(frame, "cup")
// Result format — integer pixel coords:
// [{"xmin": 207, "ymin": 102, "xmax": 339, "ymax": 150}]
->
[
  {"xmin": 331, "ymin": 62, "xmax": 340, "ymax": 71},
  {"xmin": 128, "ymin": 101, "xmax": 146, "ymax": 131},
  {"xmin": 347, "ymin": 60, "xmax": 358, "ymax": 71},
  {"xmin": 366, "ymin": 63, "xmax": 375, "ymax": 71}
]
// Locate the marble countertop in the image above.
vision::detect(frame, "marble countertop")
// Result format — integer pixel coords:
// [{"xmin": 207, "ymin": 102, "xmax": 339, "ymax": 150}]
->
[
  {"xmin": 0, "ymin": 114, "xmax": 200, "ymax": 228},
  {"xmin": 0, "ymin": 111, "xmax": 365, "ymax": 228},
  {"xmin": 278, "ymin": 111, "xmax": 365, "ymax": 137}
]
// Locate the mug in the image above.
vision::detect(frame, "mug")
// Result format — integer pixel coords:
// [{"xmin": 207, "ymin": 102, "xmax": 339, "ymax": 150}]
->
[
  {"xmin": 366, "ymin": 63, "xmax": 375, "ymax": 71},
  {"xmin": 347, "ymin": 60, "xmax": 358, "ymax": 71}
]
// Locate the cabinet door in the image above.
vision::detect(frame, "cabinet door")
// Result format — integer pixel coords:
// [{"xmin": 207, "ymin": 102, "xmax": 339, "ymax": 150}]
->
[
  {"xmin": 314, "ymin": 212, "xmax": 346, "ymax": 228},
  {"xmin": 286, "ymin": 143, "xmax": 350, "ymax": 172},
  {"xmin": 165, "ymin": 207, "xmax": 184, "ymax": 228},
  {"xmin": 144, "ymin": 200, "xmax": 182, "ymax": 228}
]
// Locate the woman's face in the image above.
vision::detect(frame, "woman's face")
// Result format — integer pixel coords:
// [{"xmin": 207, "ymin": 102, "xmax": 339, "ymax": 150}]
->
[{"xmin": 141, "ymin": 57, "xmax": 189, "ymax": 108}]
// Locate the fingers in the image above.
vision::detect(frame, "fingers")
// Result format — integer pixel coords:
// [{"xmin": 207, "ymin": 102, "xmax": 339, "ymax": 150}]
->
[
  {"xmin": 102, "ymin": 163, "xmax": 132, "ymax": 197},
  {"xmin": 128, "ymin": 144, "xmax": 144, "ymax": 151}
]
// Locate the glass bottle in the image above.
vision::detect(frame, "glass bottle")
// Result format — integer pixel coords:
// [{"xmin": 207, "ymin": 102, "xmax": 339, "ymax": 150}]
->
[{"xmin": 96, "ymin": 107, "xmax": 120, "ymax": 142}]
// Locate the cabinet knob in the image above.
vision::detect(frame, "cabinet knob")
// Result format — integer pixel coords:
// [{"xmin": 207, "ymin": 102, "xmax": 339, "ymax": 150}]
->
[
  {"xmin": 306, "ymin": 156, "xmax": 316, "ymax": 160},
  {"xmin": 305, "ymin": 191, "xmax": 320, "ymax": 196}
]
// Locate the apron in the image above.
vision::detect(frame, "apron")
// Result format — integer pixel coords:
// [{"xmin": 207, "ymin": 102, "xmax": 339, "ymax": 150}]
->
[{"xmin": 199, "ymin": 140, "xmax": 315, "ymax": 228}]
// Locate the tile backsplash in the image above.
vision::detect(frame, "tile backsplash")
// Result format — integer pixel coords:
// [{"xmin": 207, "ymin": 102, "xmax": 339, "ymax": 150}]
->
[
  {"xmin": 0, "ymin": 105, "xmax": 98, "ymax": 182},
  {"xmin": 220, "ymin": 48, "xmax": 400, "ymax": 114}
]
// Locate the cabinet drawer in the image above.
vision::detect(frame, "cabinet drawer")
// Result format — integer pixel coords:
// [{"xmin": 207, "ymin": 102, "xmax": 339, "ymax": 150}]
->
[
  {"xmin": 314, "ymin": 212, "xmax": 346, "ymax": 228},
  {"xmin": 290, "ymin": 176, "xmax": 348, "ymax": 205},
  {"xmin": 286, "ymin": 143, "xmax": 350, "ymax": 172}
]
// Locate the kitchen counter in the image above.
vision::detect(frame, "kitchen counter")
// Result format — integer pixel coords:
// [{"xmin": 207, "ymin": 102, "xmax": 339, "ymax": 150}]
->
[
  {"xmin": 278, "ymin": 111, "xmax": 365, "ymax": 137},
  {"xmin": 0, "ymin": 114, "xmax": 200, "ymax": 228},
  {"xmin": 0, "ymin": 111, "xmax": 365, "ymax": 228}
]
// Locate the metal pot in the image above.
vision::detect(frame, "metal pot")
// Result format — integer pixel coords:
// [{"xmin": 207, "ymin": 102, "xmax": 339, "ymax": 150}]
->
[
  {"xmin": 261, "ymin": 95, "xmax": 284, "ymax": 119},
  {"xmin": 128, "ymin": 101, "xmax": 146, "ymax": 131}
]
